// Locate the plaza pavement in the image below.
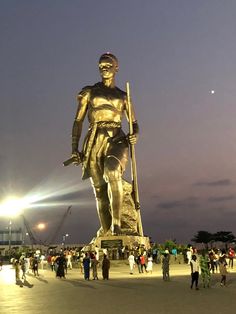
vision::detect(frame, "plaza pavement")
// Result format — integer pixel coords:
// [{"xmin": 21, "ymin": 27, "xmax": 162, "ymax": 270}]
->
[{"xmin": 1, "ymin": 261, "xmax": 236, "ymax": 314}]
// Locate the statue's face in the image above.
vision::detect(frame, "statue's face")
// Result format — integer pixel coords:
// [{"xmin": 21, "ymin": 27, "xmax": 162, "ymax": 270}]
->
[{"xmin": 99, "ymin": 58, "xmax": 118, "ymax": 79}]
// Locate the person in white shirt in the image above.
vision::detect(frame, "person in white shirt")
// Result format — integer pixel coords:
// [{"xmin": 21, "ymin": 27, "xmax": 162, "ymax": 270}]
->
[
  {"xmin": 67, "ymin": 252, "xmax": 73, "ymax": 270},
  {"xmin": 187, "ymin": 249, "xmax": 192, "ymax": 265},
  {"xmin": 146, "ymin": 254, "xmax": 153, "ymax": 274},
  {"xmin": 128, "ymin": 252, "xmax": 135, "ymax": 274},
  {"xmin": 190, "ymin": 255, "xmax": 199, "ymax": 290}
]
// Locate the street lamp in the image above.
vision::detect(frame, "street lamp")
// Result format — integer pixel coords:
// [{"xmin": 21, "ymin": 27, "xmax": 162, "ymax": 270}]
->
[
  {"xmin": 8, "ymin": 220, "xmax": 12, "ymax": 258},
  {"xmin": 62, "ymin": 233, "xmax": 69, "ymax": 247},
  {"xmin": 0, "ymin": 197, "xmax": 24, "ymax": 261}
]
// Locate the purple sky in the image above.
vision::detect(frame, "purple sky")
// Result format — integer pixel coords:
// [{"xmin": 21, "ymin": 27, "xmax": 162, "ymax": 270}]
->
[{"xmin": 1, "ymin": 1, "xmax": 236, "ymax": 245}]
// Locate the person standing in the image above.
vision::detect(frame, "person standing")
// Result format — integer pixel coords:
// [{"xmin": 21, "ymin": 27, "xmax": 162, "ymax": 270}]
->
[
  {"xmin": 209, "ymin": 250, "xmax": 215, "ymax": 274},
  {"xmin": 83, "ymin": 252, "xmax": 91, "ymax": 280},
  {"xmin": 21, "ymin": 258, "xmax": 27, "ymax": 281},
  {"xmin": 14, "ymin": 259, "xmax": 21, "ymax": 283},
  {"xmin": 95, "ymin": 246, "xmax": 100, "ymax": 261},
  {"xmin": 135, "ymin": 254, "xmax": 142, "ymax": 273},
  {"xmin": 140, "ymin": 254, "xmax": 147, "ymax": 273},
  {"xmin": 186, "ymin": 249, "xmax": 192, "ymax": 265},
  {"xmin": 102, "ymin": 254, "xmax": 110, "ymax": 280},
  {"xmin": 190, "ymin": 255, "xmax": 199, "ymax": 290},
  {"xmin": 162, "ymin": 253, "xmax": 170, "ymax": 281},
  {"xmin": 32, "ymin": 255, "xmax": 39, "ymax": 277},
  {"xmin": 171, "ymin": 248, "xmax": 177, "ymax": 262},
  {"xmin": 67, "ymin": 251, "xmax": 73, "ymax": 270},
  {"xmin": 228, "ymin": 247, "xmax": 235, "ymax": 269},
  {"xmin": 56, "ymin": 254, "xmax": 66, "ymax": 279},
  {"xmin": 91, "ymin": 256, "xmax": 99, "ymax": 280},
  {"xmin": 219, "ymin": 256, "xmax": 227, "ymax": 287},
  {"xmin": 50, "ymin": 255, "xmax": 56, "ymax": 272},
  {"xmin": 146, "ymin": 254, "xmax": 153, "ymax": 274},
  {"xmin": 128, "ymin": 252, "xmax": 135, "ymax": 274}
]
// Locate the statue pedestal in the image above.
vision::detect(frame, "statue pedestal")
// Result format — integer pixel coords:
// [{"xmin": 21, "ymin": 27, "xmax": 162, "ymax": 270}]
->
[{"xmin": 90, "ymin": 235, "xmax": 150, "ymax": 250}]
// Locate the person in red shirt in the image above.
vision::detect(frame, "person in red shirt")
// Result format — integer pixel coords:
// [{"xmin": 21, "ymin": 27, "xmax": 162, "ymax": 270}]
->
[
  {"xmin": 140, "ymin": 254, "xmax": 147, "ymax": 273},
  {"xmin": 228, "ymin": 247, "xmax": 235, "ymax": 269}
]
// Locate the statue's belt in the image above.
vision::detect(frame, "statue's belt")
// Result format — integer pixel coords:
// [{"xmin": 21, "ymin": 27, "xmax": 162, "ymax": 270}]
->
[{"xmin": 89, "ymin": 121, "xmax": 121, "ymax": 129}]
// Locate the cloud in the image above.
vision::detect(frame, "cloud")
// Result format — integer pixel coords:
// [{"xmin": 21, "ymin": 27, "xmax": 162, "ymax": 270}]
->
[
  {"xmin": 157, "ymin": 197, "xmax": 199, "ymax": 210},
  {"xmin": 208, "ymin": 195, "xmax": 236, "ymax": 203},
  {"xmin": 193, "ymin": 179, "xmax": 233, "ymax": 187}
]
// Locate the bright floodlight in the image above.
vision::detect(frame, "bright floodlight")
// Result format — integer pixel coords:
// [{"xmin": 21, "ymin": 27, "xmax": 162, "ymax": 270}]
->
[
  {"xmin": 37, "ymin": 223, "xmax": 46, "ymax": 230},
  {"xmin": 0, "ymin": 197, "xmax": 25, "ymax": 217}
]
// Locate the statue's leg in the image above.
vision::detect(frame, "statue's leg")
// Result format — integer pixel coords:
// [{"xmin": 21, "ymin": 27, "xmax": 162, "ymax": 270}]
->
[
  {"xmin": 89, "ymin": 160, "xmax": 111, "ymax": 235},
  {"xmin": 103, "ymin": 156, "xmax": 123, "ymax": 235},
  {"xmin": 91, "ymin": 181, "xmax": 112, "ymax": 234}
]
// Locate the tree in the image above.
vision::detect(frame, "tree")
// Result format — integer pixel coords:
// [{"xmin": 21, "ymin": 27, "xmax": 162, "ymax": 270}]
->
[
  {"xmin": 212, "ymin": 231, "xmax": 236, "ymax": 250},
  {"xmin": 163, "ymin": 239, "xmax": 177, "ymax": 252},
  {"xmin": 191, "ymin": 230, "xmax": 213, "ymax": 249}
]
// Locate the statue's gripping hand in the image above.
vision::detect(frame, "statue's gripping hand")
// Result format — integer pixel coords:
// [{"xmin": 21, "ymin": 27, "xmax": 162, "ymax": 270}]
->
[
  {"xmin": 128, "ymin": 134, "xmax": 138, "ymax": 145},
  {"xmin": 71, "ymin": 86, "xmax": 90, "ymax": 165},
  {"xmin": 71, "ymin": 151, "xmax": 82, "ymax": 165},
  {"xmin": 127, "ymin": 121, "xmax": 139, "ymax": 145}
]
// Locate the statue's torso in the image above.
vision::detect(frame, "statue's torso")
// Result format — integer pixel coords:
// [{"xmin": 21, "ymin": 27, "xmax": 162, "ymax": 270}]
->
[{"xmin": 87, "ymin": 83, "xmax": 126, "ymax": 124}]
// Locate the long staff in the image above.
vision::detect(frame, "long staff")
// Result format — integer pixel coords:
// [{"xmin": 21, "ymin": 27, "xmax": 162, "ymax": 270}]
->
[{"xmin": 126, "ymin": 82, "xmax": 144, "ymax": 236}]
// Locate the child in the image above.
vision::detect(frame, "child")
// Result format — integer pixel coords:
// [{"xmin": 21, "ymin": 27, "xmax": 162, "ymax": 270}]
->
[{"xmin": 219, "ymin": 257, "xmax": 227, "ymax": 287}]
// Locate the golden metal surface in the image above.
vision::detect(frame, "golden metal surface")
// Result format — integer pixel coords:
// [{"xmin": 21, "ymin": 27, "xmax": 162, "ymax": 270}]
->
[{"xmin": 71, "ymin": 53, "xmax": 143, "ymax": 236}]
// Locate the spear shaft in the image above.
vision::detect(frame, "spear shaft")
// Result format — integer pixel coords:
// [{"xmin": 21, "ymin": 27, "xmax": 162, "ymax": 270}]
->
[{"xmin": 126, "ymin": 82, "xmax": 144, "ymax": 236}]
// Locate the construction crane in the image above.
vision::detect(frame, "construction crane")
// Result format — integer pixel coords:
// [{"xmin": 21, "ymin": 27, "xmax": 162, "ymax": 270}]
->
[
  {"xmin": 45, "ymin": 206, "xmax": 72, "ymax": 245},
  {"xmin": 21, "ymin": 214, "xmax": 38, "ymax": 245},
  {"xmin": 21, "ymin": 206, "xmax": 72, "ymax": 246}
]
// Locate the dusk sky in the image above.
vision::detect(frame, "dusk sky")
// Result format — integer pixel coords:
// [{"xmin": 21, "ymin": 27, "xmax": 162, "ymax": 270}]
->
[{"xmin": 1, "ymin": 0, "xmax": 236, "ymax": 245}]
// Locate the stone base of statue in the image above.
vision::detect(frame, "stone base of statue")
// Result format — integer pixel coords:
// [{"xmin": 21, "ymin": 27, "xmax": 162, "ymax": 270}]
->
[
  {"xmin": 87, "ymin": 179, "xmax": 150, "ymax": 250},
  {"xmin": 90, "ymin": 234, "xmax": 150, "ymax": 250}
]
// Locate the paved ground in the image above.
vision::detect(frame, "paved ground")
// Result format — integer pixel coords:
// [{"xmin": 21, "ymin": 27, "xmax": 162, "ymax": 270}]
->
[{"xmin": 1, "ymin": 261, "xmax": 236, "ymax": 314}]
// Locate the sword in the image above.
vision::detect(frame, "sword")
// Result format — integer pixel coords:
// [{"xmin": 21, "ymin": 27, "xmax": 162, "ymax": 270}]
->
[{"xmin": 63, "ymin": 154, "xmax": 82, "ymax": 167}]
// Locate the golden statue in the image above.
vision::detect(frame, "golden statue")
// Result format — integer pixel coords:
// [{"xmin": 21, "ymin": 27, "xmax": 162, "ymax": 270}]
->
[{"xmin": 67, "ymin": 53, "xmax": 142, "ymax": 237}]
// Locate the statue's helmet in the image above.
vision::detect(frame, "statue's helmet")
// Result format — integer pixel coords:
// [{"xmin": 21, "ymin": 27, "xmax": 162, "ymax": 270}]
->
[{"xmin": 99, "ymin": 53, "xmax": 118, "ymax": 68}]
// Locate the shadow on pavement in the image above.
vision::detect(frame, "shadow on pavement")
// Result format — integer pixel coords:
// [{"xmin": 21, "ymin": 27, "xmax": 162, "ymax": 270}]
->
[
  {"xmin": 23, "ymin": 280, "xmax": 34, "ymax": 288},
  {"xmin": 64, "ymin": 279, "xmax": 96, "ymax": 289},
  {"xmin": 27, "ymin": 272, "xmax": 48, "ymax": 284},
  {"xmin": 35, "ymin": 276, "xmax": 48, "ymax": 284},
  {"xmin": 16, "ymin": 279, "xmax": 34, "ymax": 288}
]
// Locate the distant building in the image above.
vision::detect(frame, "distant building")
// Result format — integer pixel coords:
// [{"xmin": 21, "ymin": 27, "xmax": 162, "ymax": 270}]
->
[{"xmin": 0, "ymin": 228, "xmax": 23, "ymax": 245}]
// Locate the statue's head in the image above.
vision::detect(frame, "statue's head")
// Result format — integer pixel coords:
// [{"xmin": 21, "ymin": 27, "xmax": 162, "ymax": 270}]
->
[{"xmin": 99, "ymin": 52, "xmax": 119, "ymax": 72}]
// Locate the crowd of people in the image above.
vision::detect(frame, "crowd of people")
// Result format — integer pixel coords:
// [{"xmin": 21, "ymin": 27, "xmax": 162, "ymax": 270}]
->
[
  {"xmin": 10, "ymin": 248, "xmax": 111, "ymax": 283},
  {"xmin": 127, "ymin": 246, "xmax": 234, "ymax": 289},
  {"xmin": 187, "ymin": 246, "xmax": 234, "ymax": 289},
  {"xmin": 3, "ymin": 245, "xmax": 235, "ymax": 289}
]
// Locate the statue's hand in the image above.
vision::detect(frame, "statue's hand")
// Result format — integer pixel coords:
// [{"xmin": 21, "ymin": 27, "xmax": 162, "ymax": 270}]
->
[
  {"xmin": 127, "ymin": 134, "xmax": 138, "ymax": 145},
  {"xmin": 71, "ymin": 151, "xmax": 82, "ymax": 165}
]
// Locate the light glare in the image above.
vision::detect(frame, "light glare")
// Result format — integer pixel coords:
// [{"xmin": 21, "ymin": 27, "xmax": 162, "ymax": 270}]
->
[{"xmin": 0, "ymin": 197, "xmax": 25, "ymax": 217}]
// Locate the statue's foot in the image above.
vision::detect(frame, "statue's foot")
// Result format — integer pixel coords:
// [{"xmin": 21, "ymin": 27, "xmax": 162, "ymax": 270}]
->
[
  {"xmin": 96, "ymin": 228, "xmax": 106, "ymax": 237},
  {"xmin": 112, "ymin": 224, "xmax": 122, "ymax": 236},
  {"xmin": 97, "ymin": 227, "xmax": 112, "ymax": 237}
]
